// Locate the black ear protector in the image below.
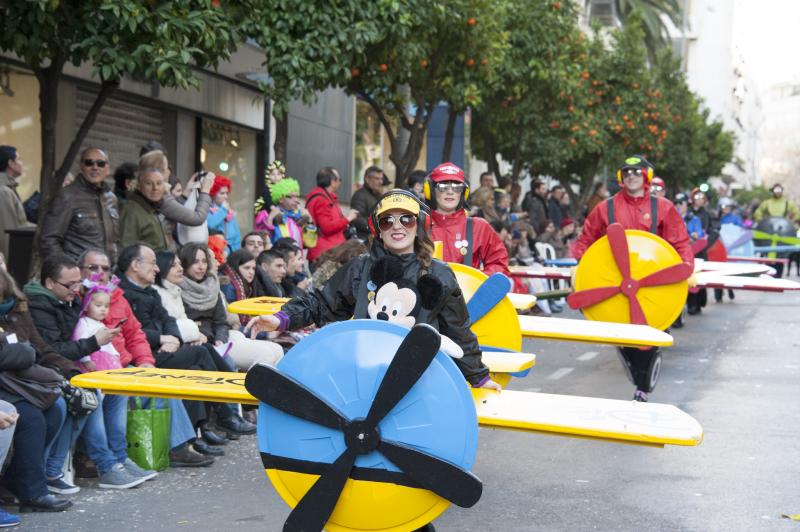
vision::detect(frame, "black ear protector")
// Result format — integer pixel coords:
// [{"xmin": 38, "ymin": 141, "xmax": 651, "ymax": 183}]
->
[
  {"xmin": 423, "ymin": 176, "xmax": 470, "ymax": 209},
  {"xmin": 368, "ymin": 189, "xmax": 432, "ymax": 238}
]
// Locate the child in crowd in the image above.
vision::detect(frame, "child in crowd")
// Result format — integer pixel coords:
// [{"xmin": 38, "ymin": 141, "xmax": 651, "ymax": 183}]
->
[
  {"xmin": 207, "ymin": 175, "xmax": 241, "ymax": 254},
  {"xmin": 253, "ymin": 160, "xmax": 286, "ymax": 219},
  {"xmin": 72, "ymin": 277, "xmax": 122, "ymax": 372}
]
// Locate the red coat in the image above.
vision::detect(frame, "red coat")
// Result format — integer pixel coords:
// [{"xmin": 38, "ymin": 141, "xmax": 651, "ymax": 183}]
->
[
  {"xmin": 306, "ymin": 186, "xmax": 349, "ymax": 262},
  {"xmin": 431, "ymin": 210, "xmax": 511, "ymax": 277},
  {"xmin": 103, "ymin": 288, "xmax": 156, "ymax": 367},
  {"xmin": 574, "ymin": 190, "xmax": 694, "ymax": 266}
]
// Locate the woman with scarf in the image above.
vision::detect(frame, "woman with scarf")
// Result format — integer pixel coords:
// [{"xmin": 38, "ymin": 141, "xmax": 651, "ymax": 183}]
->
[
  {"xmin": 177, "ymin": 244, "xmax": 283, "ymax": 370},
  {"xmin": 245, "ymin": 189, "xmax": 500, "ymax": 391},
  {"xmin": 219, "ymin": 249, "xmax": 259, "ymax": 328}
]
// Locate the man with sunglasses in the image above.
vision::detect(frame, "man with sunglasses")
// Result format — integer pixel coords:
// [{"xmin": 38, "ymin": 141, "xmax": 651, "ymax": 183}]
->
[
  {"xmin": 40, "ymin": 148, "xmax": 119, "ymax": 263},
  {"xmin": 426, "ymin": 163, "xmax": 511, "ymax": 277},
  {"xmin": 573, "ymin": 156, "xmax": 693, "ymax": 403}
]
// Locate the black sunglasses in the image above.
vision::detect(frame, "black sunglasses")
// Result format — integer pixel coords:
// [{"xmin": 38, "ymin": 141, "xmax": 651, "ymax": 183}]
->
[
  {"xmin": 378, "ymin": 214, "xmax": 417, "ymax": 232},
  {"xmin": 83, "ymin": 159, "xmax": 108, "ymax": 168}
]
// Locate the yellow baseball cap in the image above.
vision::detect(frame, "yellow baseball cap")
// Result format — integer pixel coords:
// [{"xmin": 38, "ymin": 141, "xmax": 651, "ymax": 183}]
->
[{"xmin": 373, "ymin": 190, "xmax": 421, "ymax": 218}]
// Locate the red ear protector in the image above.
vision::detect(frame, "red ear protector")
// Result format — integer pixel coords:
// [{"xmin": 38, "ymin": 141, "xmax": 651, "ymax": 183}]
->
[
  {"xmin": 368, "ymin": 189, "xmax": 432, "ymax": 238},
  {"xmin": 423, "ymin": 176, "xmax": 470, "ymax": 209}
]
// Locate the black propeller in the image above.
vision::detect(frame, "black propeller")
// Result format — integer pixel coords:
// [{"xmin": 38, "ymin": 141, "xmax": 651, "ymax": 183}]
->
[{"xmin": 245, "ymin": 323, "xmax": 483, "ymax": 532}]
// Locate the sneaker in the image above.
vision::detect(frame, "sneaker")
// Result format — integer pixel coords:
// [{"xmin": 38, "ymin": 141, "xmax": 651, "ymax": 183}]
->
[
  {"xmin": 123, "ymin": 458, "xmax": 158, "ymax": 481},
  {"xmin": 633, "ymin": 389, "xmax": 649, "ymax": 402},
  {"xmin": 98, "ymin": 463, "xmax": 146, "ymax": 489},
  {"xmin": 0, "ymin": 508, "xmax": 19, "ymax": 527},
  {"xmin": 45, "ymin": 477, "xmax": 80, "ymax": 495}
]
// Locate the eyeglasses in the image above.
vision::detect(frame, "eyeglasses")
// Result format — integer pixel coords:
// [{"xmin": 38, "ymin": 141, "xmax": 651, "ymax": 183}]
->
[
  {"xmin": 378, "ymin": 214, "xmax": 417, "ymax": 232},
  {"xmin": 81, "ymin": 264, "xmax": 111, "ymax": 273},
  {"xmin": 83, "ymin": 159, "xmax": 109, "ymax": 168},
  {"xmin": 435, "ymin": 182, "xmax": 466, "ymax": 193},
  {"xmin": 652, "ymin": 185, "xmax": 664, "ymax": 192},
  {"xmin": 54, "ymin": 280, "xmax": 81, "ymax": 291},
  {"xmin": 621, "ymin": 168, "xmax": 643, "ymax": 179}
]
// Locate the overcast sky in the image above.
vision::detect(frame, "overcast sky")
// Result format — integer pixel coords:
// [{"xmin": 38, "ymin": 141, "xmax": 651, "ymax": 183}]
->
[{"xmin": 738, "ymin": 0, "xmax": 800, "ymax": 93}]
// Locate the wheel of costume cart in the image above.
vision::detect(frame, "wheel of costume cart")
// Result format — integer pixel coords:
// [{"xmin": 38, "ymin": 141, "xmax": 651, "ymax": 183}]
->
[
  {"xmin": 250, "ymin": 320, "xmax": 479, "ymax": 532},
  {"xmin": 567, "ymin": 224, "xmax": 691, "ymax": 331}
]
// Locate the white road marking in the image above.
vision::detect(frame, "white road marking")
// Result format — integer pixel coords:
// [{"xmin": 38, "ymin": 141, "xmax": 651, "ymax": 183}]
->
[
  {"xmin": 547, "ymin": 367, "xmax": 574, "ymax": 380},
  {"xmin": 577, "ymin": 351, "xmax": 599, "ymax": 361}
]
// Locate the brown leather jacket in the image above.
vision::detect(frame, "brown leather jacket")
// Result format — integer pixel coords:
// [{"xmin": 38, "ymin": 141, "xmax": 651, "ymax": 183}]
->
[{"xmin": 39, "ymin": 174, "xmax": 119, "ymax": 263}]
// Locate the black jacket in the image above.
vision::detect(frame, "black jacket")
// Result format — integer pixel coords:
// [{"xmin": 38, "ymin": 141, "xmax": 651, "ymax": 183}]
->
[
  {"xmin": 24, "ymin": 281, "xmax": 99, "ymax": 361},
  {"xmin": 118, "ymin": 276, "xmax": 182, "ymax": 349},
  {"xmin": 184, "ymin": 297, "xmax": 229, "ymax": 344},
  {"xmin": 281, "ymin": 242, "xmax": 489, "ymax": 386}
]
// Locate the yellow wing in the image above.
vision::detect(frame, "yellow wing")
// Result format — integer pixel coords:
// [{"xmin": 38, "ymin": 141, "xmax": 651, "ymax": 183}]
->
[{"xmin": 72, "ymin": 368, "xmax": 702, "ymax": 448}]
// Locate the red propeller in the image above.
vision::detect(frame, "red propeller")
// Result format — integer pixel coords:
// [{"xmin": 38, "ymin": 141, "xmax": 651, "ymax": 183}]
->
[{"xmin": 567, "ymin": 224, "xmax": 692, "ymax": 325}]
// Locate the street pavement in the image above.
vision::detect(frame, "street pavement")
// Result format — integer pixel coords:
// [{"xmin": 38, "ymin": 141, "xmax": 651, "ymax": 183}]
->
[{"xmin": 21, "ymin": 283, "xmax": 800, "ymax": 531}]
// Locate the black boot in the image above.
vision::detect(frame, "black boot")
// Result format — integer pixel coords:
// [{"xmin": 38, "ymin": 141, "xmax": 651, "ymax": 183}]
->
[{"xmin": 200, "ymin": 423, "xmax": 228, "ymax": 446}]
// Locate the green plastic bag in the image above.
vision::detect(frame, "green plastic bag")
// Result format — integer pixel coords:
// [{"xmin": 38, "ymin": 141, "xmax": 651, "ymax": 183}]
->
[{"xmin": 127, "ymin": 397, "xmax": 171, "ymax": 471}]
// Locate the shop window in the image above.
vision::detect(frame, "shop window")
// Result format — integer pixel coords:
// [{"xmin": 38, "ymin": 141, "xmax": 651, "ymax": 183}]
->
[
  {"xmin": 200, "ymin": 119, "xmax": 257, "ymax": 233},
  {"xmin": 0, "ymin": 68, "xmax": 41, "ymax": 201}
]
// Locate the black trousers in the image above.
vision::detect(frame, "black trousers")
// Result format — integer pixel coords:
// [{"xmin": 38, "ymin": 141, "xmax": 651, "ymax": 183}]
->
[
  {"xmin": 155, "ymin": 345, "xmax": 218, "ymax": 427},
  {"xmin": 617, "ymin": 347, "xmax": 661, "ymax": 392},
  {"xmin": 6, "ymin": 399, "xmax": 65, "ymax": 501}
]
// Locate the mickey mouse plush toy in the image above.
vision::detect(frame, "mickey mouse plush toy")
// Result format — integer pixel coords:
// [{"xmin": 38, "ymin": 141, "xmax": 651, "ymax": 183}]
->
[{"xmin": 367, "ymin": 256, "xmax": 463, "ymax": 358}]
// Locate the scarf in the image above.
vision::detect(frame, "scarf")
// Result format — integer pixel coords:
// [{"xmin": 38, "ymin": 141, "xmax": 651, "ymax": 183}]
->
[
  {"xmin": 179, "ymin": 272, "xmax": 220, "ymax": 312},
  {"xmin": 219, "ymin": 264, "xmax": 252, "ymax": 327}
]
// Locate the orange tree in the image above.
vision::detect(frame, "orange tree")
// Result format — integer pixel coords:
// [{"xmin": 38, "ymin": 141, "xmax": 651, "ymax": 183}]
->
[
  {"xmin": 244, "ymin": 0, "xmax": 506, "ymax": 182},
  {"xmin": 647, "ymin": 51, "xmax": 734, "ymax": 190},
  {"xmin": 344, "ymin": 0, "xmax": 507, "ymax": 183}
]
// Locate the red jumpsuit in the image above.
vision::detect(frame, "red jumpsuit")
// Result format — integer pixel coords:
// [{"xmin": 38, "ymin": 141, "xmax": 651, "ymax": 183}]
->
[
  {"xmin": 573, "ymin": 188, "xmax": 693, "ymax": 396},
  {"xmin": 574, "ymin": 189, "xmax": 694, "ymax": 267},
  {"xmin": 431, "ymin": 209, "xmax": 510, "ymax": 276}
]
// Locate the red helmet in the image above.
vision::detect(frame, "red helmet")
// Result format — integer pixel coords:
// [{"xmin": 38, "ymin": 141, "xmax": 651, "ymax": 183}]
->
[{"xmin": 651, "ymin": 176, "xmax": 665, "ymax": 188}]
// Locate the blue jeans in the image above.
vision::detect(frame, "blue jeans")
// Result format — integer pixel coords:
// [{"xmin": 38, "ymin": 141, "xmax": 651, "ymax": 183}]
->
[
  {"xmin": 8, "ymin": 398, "xmax": 66, "ymax": 501},
  {"xmin": 45, "ymin": 392, "xmax": 124, "ymax": 478},
  {"xmin": 137, "ymin": 397, "xmax": 196, "ymax": 449}
]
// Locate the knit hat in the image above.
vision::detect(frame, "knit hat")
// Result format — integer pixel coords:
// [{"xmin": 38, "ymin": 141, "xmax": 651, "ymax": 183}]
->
[{"xmin": 560, "ymin": 217, "xmax": 575, "ymax": 229}]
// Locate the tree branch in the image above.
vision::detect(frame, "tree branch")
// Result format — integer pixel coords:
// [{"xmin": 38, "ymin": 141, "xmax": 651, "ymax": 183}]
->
[{"xmin": 360, "ymin": 90, "xmax": 396, "ymax": 150}]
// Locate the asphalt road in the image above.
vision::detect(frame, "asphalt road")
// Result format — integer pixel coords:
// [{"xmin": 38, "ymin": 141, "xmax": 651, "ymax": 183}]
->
[{"xmin": 21, "ymin": 285, "xmax": 800, "ymax": 531}]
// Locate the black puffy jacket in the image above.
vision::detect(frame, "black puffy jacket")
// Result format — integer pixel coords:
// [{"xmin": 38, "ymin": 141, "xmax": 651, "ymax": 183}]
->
[
  {"xmin": 118, "ymin": 276, "xmax": 182, "ymax": 349},
  {"xmin": 281, "ymin": 242, "xmax": 489, "ymax": 386}
]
